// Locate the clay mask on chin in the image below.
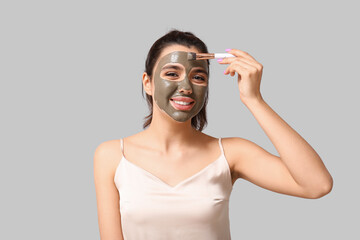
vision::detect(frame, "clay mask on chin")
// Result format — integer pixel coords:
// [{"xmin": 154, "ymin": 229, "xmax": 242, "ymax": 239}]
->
[{"xmin": 153, "ymin": 51, "xmax": 209, "ymax": 122}]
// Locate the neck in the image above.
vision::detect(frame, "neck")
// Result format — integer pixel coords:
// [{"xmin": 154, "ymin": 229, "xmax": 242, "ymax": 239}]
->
[{"xmin": 143, "ymin": 109, "xmax": 201, "ymax": 154}]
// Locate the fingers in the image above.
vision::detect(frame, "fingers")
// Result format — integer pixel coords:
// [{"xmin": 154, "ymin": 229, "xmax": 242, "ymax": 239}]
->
[
  {"xmin": 224, "ymin": 61, "xmax": 257, "ymax": 77},
  {"xmin": 218, "ymin": 56, "xmax": 255, "ymax": 67},
  {"xmin": 218, "ymin": 49, "xmax": 263, "ymax": 71}
]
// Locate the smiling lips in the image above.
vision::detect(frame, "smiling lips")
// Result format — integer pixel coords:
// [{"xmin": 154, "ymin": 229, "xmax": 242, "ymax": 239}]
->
[{"xmin": 170, "ymin": 96, "xmax": 195, "ymax": 110}]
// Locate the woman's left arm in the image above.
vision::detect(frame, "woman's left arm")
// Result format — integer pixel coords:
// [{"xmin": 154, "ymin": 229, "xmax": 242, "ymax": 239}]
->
[{"xmin": 219, "ymin": 49, "xmax": 333, "ymax": 197}]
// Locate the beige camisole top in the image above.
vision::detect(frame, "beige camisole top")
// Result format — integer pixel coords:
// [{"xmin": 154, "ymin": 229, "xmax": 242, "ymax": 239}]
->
[{"xmin": 114, "ymin": 138, "xmax": 233, "ymax": 239}]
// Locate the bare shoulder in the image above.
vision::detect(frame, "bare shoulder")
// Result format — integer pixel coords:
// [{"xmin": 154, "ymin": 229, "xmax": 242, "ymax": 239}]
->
[
  {"xmin": 221, "ymin": 136, "xmax": 255, "ymax": 152},
  {"xmin": 94, "ymin": 139, "xmax": 121, "ymax": 154},
  {"xmin": 220, "ymin": 137, "xmax": 260, "ymax": 178},
  {"xmin": 93, "ymin": 139, "xmax": 122, "ymax": 178}
]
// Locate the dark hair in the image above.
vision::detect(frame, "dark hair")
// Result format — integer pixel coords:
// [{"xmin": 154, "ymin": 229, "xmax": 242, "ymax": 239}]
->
[{"xmin": 141, "ymin": 29, "xmax": 210, "ymax": 131}]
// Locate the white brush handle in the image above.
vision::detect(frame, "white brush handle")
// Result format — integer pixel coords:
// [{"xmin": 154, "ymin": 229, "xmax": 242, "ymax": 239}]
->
[{"xmin": 214, "ymin": 53, "xmax": 235, "ymax": 58}]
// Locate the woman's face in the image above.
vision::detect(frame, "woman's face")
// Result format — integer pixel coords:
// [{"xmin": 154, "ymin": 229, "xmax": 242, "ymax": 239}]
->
[{"xmin": 151, "ymin": 45, "xmax": 209, "ymax": 122}]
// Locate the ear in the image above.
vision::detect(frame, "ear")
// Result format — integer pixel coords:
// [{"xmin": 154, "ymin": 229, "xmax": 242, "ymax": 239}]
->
[{"xmin": 142, "ymin": 72, "xmax": 153, "ymax": 96}]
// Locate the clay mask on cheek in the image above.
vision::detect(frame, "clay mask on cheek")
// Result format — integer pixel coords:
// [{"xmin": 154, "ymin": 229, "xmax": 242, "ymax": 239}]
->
[{"xmin": 153, "ymin": 51, "xmax": 209, "ymax": 122}]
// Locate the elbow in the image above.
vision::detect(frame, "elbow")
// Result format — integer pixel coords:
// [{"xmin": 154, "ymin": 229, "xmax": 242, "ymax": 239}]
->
[{"xmin": 309, "ymin": 177, "xmax": 334, "ymax": 199}]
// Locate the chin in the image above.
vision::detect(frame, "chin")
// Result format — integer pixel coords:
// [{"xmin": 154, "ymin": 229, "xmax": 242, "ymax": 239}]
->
[{"xmin": 168, "ymin": 113, "xmax": 193, "ymax": 123}]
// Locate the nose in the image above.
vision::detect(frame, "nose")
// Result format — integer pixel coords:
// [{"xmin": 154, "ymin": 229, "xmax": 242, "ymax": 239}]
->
[
  {"xmin": 178, "ymin": 76, "xmax": 192, "ymax": 95},
  {"xmin": 179, "ymin": 87, "xmax": 192, "ymax": 95}
]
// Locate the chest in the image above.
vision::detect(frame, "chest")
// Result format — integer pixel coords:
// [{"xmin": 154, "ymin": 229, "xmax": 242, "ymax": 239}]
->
[{"xmin": 123, "ymin": 146, "xmax": 224, "ymax": 188}]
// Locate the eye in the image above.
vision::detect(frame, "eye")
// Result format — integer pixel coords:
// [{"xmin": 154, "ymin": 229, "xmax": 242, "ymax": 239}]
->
[
  {"xmin": 193, "ymin": 75, "xmax": 206, "ymax": 81},
  {"xmin": 165, "ymin": 72, "xmax": 179, "ymax": 77}
]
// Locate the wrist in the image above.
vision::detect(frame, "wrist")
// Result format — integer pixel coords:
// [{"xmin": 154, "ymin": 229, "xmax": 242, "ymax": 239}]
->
[{"xmin": 241, "ymin": 94, "xmax": 265, "ymax": 107}]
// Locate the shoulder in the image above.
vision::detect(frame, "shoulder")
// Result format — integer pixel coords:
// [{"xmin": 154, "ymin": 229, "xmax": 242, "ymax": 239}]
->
[
  {"xmin": 221, "ymin": 136, "xmax": 262, "ymax": 160},
  {"xmin": 220, "ymin": 137, "xmax": 258, "ymax": 176},
  {"xmin": 93, "ymin": 139, "xmax": 122, "ymax": 178},
  {"xmin": 94, "ymin": 139, "xmax": 122, "ymax": 159},
  {"xmin": 221, "ymin": 136, "xmax": 254, "ymax": 149}
]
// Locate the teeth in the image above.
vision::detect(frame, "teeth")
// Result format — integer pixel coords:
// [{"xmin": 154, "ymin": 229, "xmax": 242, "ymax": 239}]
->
[{"xmin": 173, "ymin": 100, "xmax": 192, "ymax": 105}]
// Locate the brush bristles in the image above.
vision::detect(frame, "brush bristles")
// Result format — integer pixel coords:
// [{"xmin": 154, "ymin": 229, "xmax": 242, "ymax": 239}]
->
[
  {"xmin": 195, "ymin": 53, "xmax": 215, "ymax": 60},
  {"xmin": 187, "ymin": 52, "xmax": 215, "ymax": 60},
  {"xmin": 187, "ymin": 52, "xmax": 197, "ymax": 60}
]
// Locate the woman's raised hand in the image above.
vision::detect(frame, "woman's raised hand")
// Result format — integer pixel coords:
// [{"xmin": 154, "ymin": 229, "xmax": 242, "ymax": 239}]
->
[{"xmin": 218, "ymin": 49, "xmax": 264, "ymax": 103}]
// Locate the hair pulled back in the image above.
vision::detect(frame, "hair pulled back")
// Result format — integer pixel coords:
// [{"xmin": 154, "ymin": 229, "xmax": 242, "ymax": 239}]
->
[{"xmin": 142, "ymin": 29, "xmax": 210, "ymax": 131}]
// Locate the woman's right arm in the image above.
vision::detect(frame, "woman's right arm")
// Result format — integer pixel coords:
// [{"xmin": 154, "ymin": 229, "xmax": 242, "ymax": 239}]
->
[{"xmin": 94, "ymin": 141, "xmax": 124, "ymax": 240}]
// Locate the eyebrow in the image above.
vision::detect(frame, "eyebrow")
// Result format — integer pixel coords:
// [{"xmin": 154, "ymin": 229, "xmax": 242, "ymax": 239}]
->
[
  {"xmin": 161, "ymin": 65, "xmax": 183, "ymax": 71},
  {"xmin": 192, "ymin": 68, "xmax": 208, "ymax": 75}
]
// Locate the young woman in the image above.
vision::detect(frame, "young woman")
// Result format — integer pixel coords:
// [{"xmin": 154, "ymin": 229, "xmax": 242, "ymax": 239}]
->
[{"xmin": 94, "ymin": 30, "xmax": 333, "ymax": 240}]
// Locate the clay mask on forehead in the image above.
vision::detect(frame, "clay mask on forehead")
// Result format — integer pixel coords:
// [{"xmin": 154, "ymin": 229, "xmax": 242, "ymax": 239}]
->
[{"xmin": 153, "ymin": 51, "xmax": 209, "ymax": 122}]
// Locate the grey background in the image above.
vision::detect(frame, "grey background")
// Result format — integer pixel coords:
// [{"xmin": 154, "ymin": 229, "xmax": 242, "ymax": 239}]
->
[{"xmin": 1, "ymin": 0, "xmax": 358, "ymax": 239}]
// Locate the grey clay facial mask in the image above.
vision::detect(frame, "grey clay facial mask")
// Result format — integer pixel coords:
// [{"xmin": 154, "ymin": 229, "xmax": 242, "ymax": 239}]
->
[{"xmin": 153, "ymin": 51, "xmax": 209, "ymax": 122}]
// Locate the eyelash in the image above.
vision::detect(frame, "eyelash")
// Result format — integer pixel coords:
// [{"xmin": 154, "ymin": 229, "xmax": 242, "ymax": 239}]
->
[
  {"xmin": 165, "ymin": 72, "xmax": 178, "ymax": 77},
  {"xmin": 193, "ymin": 75, "xmax": 205, "ymax": 81}
]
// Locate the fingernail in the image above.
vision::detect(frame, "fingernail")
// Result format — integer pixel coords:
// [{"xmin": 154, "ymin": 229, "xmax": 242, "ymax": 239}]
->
[
  {"xmin": 224, "ymin": 70, "xmax": 227, "ymax": 74},
  {"xmin": 217, "ymin": 58, "xmax": 223, "ymax": 62},
  {"xmin": 225, "ymin": 49, "xmax": 231, "ymax": 52}
]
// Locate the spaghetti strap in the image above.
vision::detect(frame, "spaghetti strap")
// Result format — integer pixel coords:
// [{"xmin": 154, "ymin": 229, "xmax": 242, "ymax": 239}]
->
[
  {"xmin": 120, "ymin": 138, "xmax": 124, "ymax": 154},
  {"xmin": 218, "ymin": 137, "xmax": 224, "ymax": 155}
]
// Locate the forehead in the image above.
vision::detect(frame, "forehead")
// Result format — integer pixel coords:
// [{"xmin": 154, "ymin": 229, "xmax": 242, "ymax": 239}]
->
[{"xmin": 157, "ymin": 51, "xmax": 208, "ymax": 72}]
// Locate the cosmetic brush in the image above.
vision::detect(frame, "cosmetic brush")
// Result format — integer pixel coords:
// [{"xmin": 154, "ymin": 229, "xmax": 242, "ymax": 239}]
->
[{"xmin": 187, "ymin": 52, "xmax": 235, "ymax": 60}]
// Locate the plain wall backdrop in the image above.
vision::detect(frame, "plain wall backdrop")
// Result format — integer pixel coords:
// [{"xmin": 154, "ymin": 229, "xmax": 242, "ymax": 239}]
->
[{"xmin": 1, "ymin": 0, "xmax": 359, "ymax": 239}]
